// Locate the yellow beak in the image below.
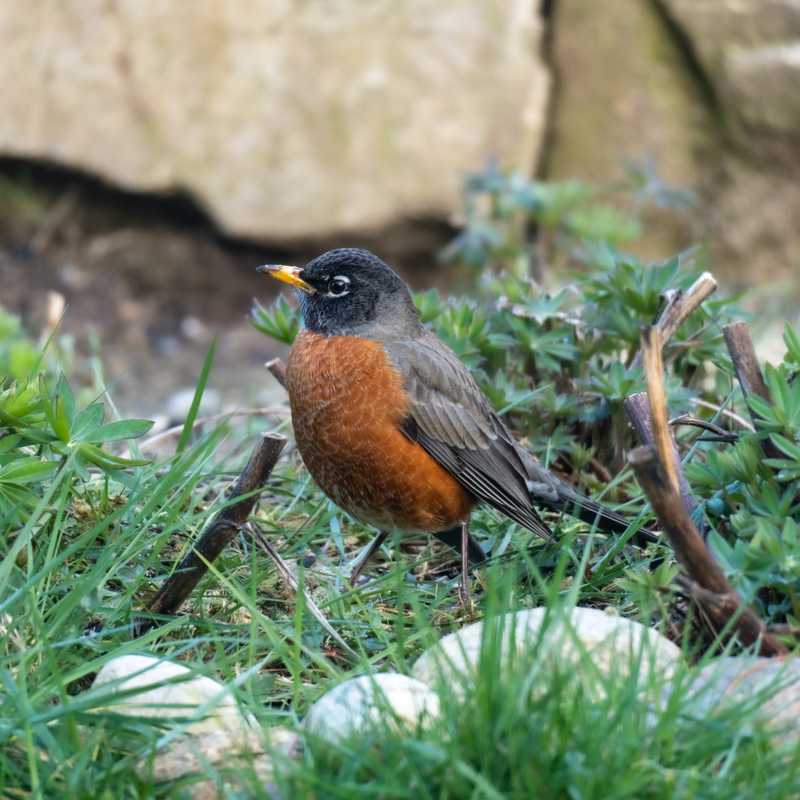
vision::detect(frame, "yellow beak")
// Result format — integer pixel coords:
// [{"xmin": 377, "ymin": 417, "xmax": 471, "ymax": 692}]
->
[{"xmin": 257, "ymin": 264, "xmax": 316, "ymax": 293}]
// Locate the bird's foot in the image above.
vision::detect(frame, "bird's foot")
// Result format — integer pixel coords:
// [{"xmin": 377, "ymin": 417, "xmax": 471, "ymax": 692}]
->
[
  {"xmin": 457, "ymin": 574, "xmax": 474, "ymax": 612},
  {"xmin": 348, "ymin": 530, "xmax": 390, "ymax": 587}
]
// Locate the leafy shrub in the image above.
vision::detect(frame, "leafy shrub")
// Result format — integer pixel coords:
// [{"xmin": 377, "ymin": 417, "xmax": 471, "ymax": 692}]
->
[{"xmin": 0, "ymin": 318, "xmax": 153, "ymax": 527}]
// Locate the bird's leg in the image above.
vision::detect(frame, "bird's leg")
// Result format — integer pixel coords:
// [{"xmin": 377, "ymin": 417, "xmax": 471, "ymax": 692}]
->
[
  {"xmin": 458, "ymin": 519, "xmax": 471, "ymax": 608},
  {"xmin": 349, "ymin": 530, "xmax": 390, "ymax": 586}
]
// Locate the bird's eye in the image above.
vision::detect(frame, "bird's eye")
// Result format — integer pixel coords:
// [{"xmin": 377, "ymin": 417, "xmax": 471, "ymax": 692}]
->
[{"xmin": 327, "ymin": 275, "xmax": 351, "ymax": 297}]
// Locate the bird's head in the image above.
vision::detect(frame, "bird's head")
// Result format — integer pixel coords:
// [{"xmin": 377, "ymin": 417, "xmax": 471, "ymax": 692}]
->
[{"xmin": 258, "ymin": 248, "xmax": 420, "ymax": 339}]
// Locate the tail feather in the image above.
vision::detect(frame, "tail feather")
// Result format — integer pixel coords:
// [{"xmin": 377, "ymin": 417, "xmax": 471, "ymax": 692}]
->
[
  {"xmin": 542, "ymin": 482, "xmax": 659, "ymax": 545},
  {"xmin": 518, "ymin": 448, "xmax": 658, "ymax": 544}
]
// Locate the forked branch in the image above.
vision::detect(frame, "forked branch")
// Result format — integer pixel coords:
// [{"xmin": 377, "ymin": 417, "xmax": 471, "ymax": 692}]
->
[
  {"xmin": 624, "ymin": 272, "xmax": 717, "ymax": 524},
  {"xmin": 630, "ymin": 328, "xmax": 786, "ymax": 656},
  {"xmin": 629, "ymin": 271, "xmax": 717, "ymax": 372}
]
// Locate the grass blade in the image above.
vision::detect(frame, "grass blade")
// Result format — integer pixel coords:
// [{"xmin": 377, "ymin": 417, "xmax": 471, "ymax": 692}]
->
[{"xmin": 176, "ymin": 338, "xmax": 217, "ymax": 454}]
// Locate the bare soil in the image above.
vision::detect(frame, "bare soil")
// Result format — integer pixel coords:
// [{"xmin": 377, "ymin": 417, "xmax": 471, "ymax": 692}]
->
[{"xmin": 0, "ymin": 159, "xmax": 456, "ymax": 420}]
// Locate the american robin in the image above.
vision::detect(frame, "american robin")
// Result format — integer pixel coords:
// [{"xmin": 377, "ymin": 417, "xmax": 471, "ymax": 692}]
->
[{"xmin": 260, "ymin": 248, "xmax": 650, "ymax": 599}]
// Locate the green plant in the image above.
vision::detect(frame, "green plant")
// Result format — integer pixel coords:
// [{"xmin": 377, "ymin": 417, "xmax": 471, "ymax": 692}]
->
[
  {"xmin": 678, "ymin": 324, "xmax": 800, "ymax": 624},
  {"xmin": 5, "ymin": 164, "xmax": 800, "ymax": 797},
  {"xmin": 0, "ymin": 351, "xmax": 153, "ymax": 526},
  {"xmin": 0, "ymin": 308, "xmax": 40, "ymax": 382},
  {"xmin": 439, "ymin": 164, "xmax": 678, "ymax": 275}
]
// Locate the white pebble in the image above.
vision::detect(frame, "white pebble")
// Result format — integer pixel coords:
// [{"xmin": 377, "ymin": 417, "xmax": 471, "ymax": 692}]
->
[
  {"xmin": 412, "ymin": 606, "xmax": 682, "ymax": 700},
  {"xmin": 141, "ymin": 726, "xmax": 299, "ymax": 788},
  {"xmin": 92, "ymin": 654, "xmax": 253, "ymax": 737},
  {"xmin": 304, "ymin": 673, "xmax": 440, "ymax": 744},
  {"xmin": 688, "ymin": 656, "xmax": 800, "ymax": 744}
]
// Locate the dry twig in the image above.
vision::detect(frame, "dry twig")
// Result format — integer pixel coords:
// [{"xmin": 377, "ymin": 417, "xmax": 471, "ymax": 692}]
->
[
  {"xmin": 641, "ymin": 328, "xmax": 678, "ymax": 493},
  {"xmin": 629, "ymin": 328, "xmax": 786, "ymax": 656},
  {"xmin": 136, "ymin": 433, "xmax": 286, "ymax": 632},
  {"xmin": 723, "ymin": 322, "xmax": 782, "ymax": 459},
  {"xmin": 630, "ymin": 447, "xmax": 784, "ymax": 654},
  {"xmin": 266, "ymin": 357, "xmax": 288, "ymax": 388},
  {"xmin": 624, "ymin": 392, "xmax": 702, "ymax": 525},
  {"xmin": 669, "ymin": 413, "xmax": 737, "ymax": 443},
  {"xmin": 690, "ymin": 398, "xmax": 755, "ymax": 432},
  {"xmin": 624, "ymin": 272, "xmax": 717, "ymax": 524},
  {"xmin": 629, "ymin": 272, "xmax": 717, "ymax": 372}
]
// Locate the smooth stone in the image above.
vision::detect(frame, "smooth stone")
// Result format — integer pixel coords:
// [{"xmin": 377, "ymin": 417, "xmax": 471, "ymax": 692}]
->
[
  {"xmin": 304, "ymin": 673, "xmax": 440, "ymax": 744},
  {"xmin": 139, "ymin": 727, "xmax": 299, "ymax": 799},
  {"xmin": 412, "ymin": 606, "xmax": 682, "ymax": 699},
  {"xmin": 687, "ymin": 656, "xmax": 800, "ymax": 744},
  {"xmin": 0, "ymin": 2, "xmax": 547, "ymax": 241},
  {"xmin": 92, "ymin": 654, "xmax": 253, "ymax": 737}
]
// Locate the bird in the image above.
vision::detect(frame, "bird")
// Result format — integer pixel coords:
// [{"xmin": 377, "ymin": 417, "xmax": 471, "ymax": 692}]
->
[{"xmin": 259, "ymin": 248, "xmax": 651, "ymax": 601}]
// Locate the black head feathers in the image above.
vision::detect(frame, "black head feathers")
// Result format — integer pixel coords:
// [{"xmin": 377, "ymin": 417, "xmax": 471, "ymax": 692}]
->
[{"xmin": 283, "ymin": 248, "xmax": 421, "ymax": 338}]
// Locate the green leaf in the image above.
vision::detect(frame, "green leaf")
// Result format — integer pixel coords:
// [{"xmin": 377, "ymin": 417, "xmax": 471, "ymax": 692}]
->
[
  {"xmin": 770, "ymin": 433, "xmax": 800, "ymax": 462},
  {"xmin": 8, "ymin": 340, "xmax": 39, "ymax": 381},
  {"xmin": 55, "ymin": 373, "xmax": 76, "ymax": 428},
  {"xmin": 0, "ymin": 383, "xmax": 40, "ymax": 423},
  {"xmin": 85, "ymin": 419, "xmax": 154, "ymax": 444},
  {"xmin": 75, "ymin": 443, "xmax": 150, "ymax": 470},
  {"xmin": 784, "ymin": 323, "xmax": 800, "ymax": 366},
  {"xmin": 748, "ymin": 394, "xmax": 775, "ymax": 425},
  {"xmin": 0, "ymin": 459, "xmax": 58, "ymax": 484},
  {"xmin": 0, "ymin": 434, "xmax": 21, "ymax": 455},
  {"xmin": 71, "ymin": 402, "xmax": 105, "ymax": 439},
  {"xmin": 413, "ymin": 289, "xmax": 442, "ymax": 323},
  {"xmin": 250, "ymin": 296, "xmax": 300, "ymax": 344},
  {"xmin": 39, "ymin": 375, "xmax": 71, "ymax": 443}
]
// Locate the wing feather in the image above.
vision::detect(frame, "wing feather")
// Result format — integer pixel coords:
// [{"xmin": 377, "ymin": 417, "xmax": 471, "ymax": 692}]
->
[
  {"xmin": 388, "ymin": 331, "xmax": 655, "ymax": 544},
  {"xmin": 387, "ymin": 333, "xmax": 552, "ymax": 540}
]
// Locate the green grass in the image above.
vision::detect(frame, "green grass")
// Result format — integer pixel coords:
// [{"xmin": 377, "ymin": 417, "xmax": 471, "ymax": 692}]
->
[
  {"xmin": 2, "ymin": 402, "xmax": 800, "ymax": 798},
  {"xmin": 4, "ymin": 164, "xmax": 800, "ymax": 796}
]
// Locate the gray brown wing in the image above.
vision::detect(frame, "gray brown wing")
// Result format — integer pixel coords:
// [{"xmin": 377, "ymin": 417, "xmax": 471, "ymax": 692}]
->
[
  {"xmin": 385, "ymin": 332, "xmax": 553, "ymax": 540},
  {"xmin": 387, "ymin": 332, "xmax": 656, "ymax": 544}
]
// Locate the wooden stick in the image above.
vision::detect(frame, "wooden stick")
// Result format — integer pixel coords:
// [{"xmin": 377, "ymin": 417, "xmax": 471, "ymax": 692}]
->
[
  {"xmin": 668, "ymin": 413, "xmax": 737, "ymax": 443},
  {"xmin": 690, "ymin": 398, "xmax": 754, "ymax": 432},
  {"xmin": 137, "ymin": 433, "xmax": 286, "ymax": 630},
  {"xmin": 630, "ymin": 447, "xmax": 727, "ymax": 595},
  {"xmin": 630, "ymin": 445, "xmax": 786, "ymax": 655},
  {"xmin": 266, "ymin": 357, "xmax": 288, "ymax": 388},
  {"xmin": 629, "ymin": 320, "xmax": 786, "ymax": 654},
  {"xmin": 349, "ymin": 530, "xmax": 390, "ymax": 586},
  {"xmin": 624, "ymin": 273, "xmax": 717, "ymax": 522},
  {"xmin": 629, "ymin": 272, "xmax": 717, "ymax": 371},
  {"xmin": 723, "ymin": 322, "xmax": 782, "ymax": 459},
  {"xmin": 723, "ymin": 322, "xmax": 770, "ymax": 402},
  {"xmin": 641, "ymin": 328, "xmax": 679, "ymax": 493},
  {"xmin": 624, "ymin": 392, "xmax": 702, "ymax": 526}
]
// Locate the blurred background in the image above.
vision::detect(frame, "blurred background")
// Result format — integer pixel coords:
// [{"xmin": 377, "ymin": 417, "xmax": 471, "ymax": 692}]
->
[{"xmin": 1, "ymin": 0, "xmax": 798, "ymax": 419}]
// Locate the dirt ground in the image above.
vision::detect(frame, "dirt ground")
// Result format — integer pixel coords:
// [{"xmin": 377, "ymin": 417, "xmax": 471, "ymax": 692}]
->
[{"xmin": 0, "ymin": 160, "xmax": 457, "ymax": 421}]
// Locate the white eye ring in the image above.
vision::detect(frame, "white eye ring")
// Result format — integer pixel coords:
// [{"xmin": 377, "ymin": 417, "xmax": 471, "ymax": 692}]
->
[{"xmin": 327, "ymin": 275, "xmax": 351, "ymax": 297}]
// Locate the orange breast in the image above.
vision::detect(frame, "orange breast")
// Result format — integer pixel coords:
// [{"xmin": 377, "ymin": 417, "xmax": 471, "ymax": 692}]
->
[{"xmin": 285, "ymin": 331, "xmax": 474, "ymax": 533}]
